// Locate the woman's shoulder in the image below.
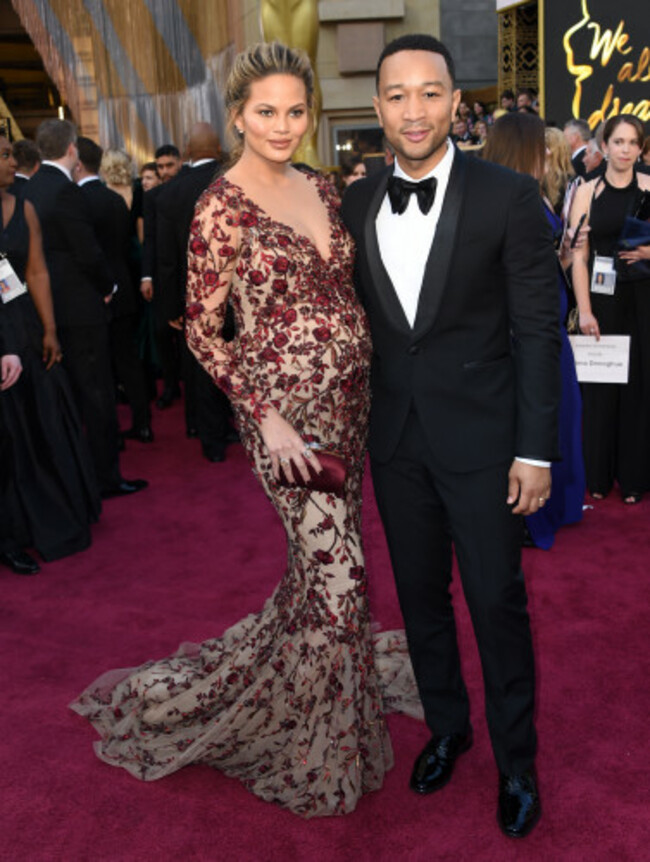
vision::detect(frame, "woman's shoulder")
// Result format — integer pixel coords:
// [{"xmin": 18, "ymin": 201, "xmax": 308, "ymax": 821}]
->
[{"xmin": 194, "ymin": 174, "xmax": 246, "ymax": 221}]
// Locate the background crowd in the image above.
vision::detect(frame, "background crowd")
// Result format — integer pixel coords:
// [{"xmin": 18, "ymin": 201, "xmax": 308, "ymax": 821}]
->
[{"xmin": 1, "ymin": 93, "xmax": 649, "ymax": 576}]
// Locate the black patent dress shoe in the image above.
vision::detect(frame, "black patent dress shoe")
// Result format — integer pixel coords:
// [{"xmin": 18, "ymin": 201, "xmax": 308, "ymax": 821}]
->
[
  {"xmin": 497, "ymin": 769, "xmax": 540, "ymax": 838},
  {"xmin": 0, "ymin": 549, "xmax": 40, "ymax": 575},
  {"xmin": 122, "ymin": 426, "xmax": 155, "ymax": 443},
  {"xmin": 101, "ymin": 478, "xmax": 149, "ymax": 499},
  {"xmin": 202, "ymin": 444, "xmax": 226, "ymax": 463},
  {"xmin": 155, "ymin": 387, "xmax": 179, "ymax": 410},
  {"xmin": 410, "ymin": 729, "xmax": 473, "ymax": 794}
]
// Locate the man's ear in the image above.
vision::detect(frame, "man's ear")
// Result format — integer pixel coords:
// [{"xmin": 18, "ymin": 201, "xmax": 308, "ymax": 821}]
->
[
  {"xmin": 372, "ymin": 95, "xmax": 383, "ymax": 129},
  {"xmin": 451, "ymin": 88, "xmax": 462, "ymax": 119}
]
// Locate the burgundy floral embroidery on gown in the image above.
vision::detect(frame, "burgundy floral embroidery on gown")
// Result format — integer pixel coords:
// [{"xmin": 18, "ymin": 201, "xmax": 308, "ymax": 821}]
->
[{"xmin": 70, "ymin": 172, "xmax": 421, "ymax": 818}]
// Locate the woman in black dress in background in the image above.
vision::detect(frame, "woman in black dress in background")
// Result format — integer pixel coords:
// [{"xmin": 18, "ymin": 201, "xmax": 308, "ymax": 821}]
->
[
  {"xmin": 570, "ymin": 115, "xmax": 650, "ymax": 503},
  {"xmin": 0, "ymin": 134, "xmax": 100, "ymax": 562}
]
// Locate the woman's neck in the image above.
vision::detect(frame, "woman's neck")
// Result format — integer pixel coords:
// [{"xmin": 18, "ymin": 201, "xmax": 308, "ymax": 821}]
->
[
  {"xmin": 605, "ymin": 163, "xmax": 634, "ymax": 188},
  {"xmin": 231, "ymin": 151, "xmax": 294, "ymax": 188}
]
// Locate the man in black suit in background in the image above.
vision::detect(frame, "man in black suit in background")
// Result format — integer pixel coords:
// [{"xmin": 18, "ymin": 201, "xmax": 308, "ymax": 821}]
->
[
  {"xmin": 564, "ymin": 118, "xmax": 591, "ymax": 178},
  {"xmin": 341, "ymin": 35, "xmax": 560, "ymax": 838},
  {"xmin": 156, "ymin": 122, "xmax": 233, "ymax": 462},
  {"xmin": 140, "ymin": 144, "xmax": 184, "ymax": 410},
  {"xmin": 75, "ymin": 137, "xmax": 152, "ymax": 443},
  {"xmin": 8, "ymin": 138, "xmax": 41, "ymax": 196},
  {"xmin": 24, "ymin": 119, "xmax": 146, "ymax": 498}
]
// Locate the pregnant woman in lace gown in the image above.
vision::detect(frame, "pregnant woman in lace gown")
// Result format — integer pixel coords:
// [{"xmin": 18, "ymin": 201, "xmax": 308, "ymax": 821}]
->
[{"xmin": 71, "ymin": 43, "xmax": 419, "ymax": 818}]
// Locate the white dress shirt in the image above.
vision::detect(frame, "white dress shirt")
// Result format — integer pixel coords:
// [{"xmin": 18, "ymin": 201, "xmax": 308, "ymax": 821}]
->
[
  {"xmin": 376, "ymin": 139, "xmax": 455, "ymax": 327},
  {"xmin": 375, "ymin": 141, "xmax": 549, "ymax": 469},
  {"xmin": 41, "ymin": 160, "xmax": 73, "ymax": 182}
]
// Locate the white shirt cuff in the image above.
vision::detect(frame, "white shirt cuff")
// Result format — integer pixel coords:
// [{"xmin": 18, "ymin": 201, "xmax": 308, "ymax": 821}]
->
[{"xmin": 516, "ymin": 457, "xmax": 551, "ymax": 468}]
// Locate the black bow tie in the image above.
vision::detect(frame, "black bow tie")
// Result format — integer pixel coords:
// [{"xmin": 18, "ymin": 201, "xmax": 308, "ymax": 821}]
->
[{"xmin": 387, "ymin": 175, "xmax": 437, "ymax": 215}]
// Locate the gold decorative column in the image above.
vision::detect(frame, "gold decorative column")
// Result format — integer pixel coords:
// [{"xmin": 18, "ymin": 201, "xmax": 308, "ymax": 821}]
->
[
  {"xmin": 498, "ymin": 2, "xmax": 539, "ymax": 102},
  {"xmin": 260, "ymin": 0, "xmax": 321, "ymax": 166}
]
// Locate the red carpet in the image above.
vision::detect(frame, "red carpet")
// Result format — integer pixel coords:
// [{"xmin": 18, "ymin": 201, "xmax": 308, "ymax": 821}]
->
[{"xmin": 2, "ymin": 401, "xmax": 648, "ymax": 861}]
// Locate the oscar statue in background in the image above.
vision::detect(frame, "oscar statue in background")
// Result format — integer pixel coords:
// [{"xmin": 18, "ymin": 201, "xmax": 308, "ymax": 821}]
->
[{"xmin": 261, "ymin": 0, "xmax": 321, "ymax": 167}]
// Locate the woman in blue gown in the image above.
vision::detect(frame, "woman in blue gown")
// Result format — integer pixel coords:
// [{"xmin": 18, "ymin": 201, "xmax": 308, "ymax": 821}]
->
[{"xmin": 484, "ymin": 113, "xmax": 585, "ymax": 548}]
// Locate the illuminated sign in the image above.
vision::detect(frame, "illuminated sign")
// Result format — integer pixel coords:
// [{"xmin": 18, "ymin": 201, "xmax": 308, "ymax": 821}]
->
[{"xmin": 543, "ymin": 0, "xmax": 649, "ymax": 128}]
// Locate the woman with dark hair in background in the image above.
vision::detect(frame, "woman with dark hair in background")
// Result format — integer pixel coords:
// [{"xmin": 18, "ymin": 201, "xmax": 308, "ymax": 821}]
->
[
  {"xmin": 339, "ymin": 152, "xmax": 366, "ymax": 190},
  {"xmin": 569, "ymin": 114, "xmax": 650, "ymax": 503},
  {"xmin": 484, "ymin": 112, "xmax": 586, "ymax": 548}
]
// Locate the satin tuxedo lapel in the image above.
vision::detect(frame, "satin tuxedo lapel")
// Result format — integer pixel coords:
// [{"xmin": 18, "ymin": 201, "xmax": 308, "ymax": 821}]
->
[
  {"xmin": 363, "ymin": 169, "xmax": 412, "ymax": 333},
  {"xmin": 412, "ymin": 150, "xmax": 466, "ymax": 341}
]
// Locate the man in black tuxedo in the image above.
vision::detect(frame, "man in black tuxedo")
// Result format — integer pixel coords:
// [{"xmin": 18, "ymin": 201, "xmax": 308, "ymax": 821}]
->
[
  {"xmin": 140, "ymin": 144, "xmax": 184, "ymax": 410},
  {"xmin": 564, "ymin": 118, "xmax": 591, "ymax": 178},
  {"xmin": 8, "ymin": 138, "xmax": 41, "ymax": 196},
  {"xmin": 341, "ymin": 35, "xmax": 560, "ymax": 838},
  {"xmin": 156, "ymin": 122, "xmax": 233, "ymax": 461},
  {"xmin": 24, "ymin": 119, "xmax": 146, "ymax": 498},
  {"xmin": 75, "ymin": 137, "xmax": 152, "ymax": 443}
]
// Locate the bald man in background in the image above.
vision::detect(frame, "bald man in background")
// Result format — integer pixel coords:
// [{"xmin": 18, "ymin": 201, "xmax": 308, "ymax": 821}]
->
[{"xmin": 156, "ymin": 123, "xmax": 234, "ymax": 462}]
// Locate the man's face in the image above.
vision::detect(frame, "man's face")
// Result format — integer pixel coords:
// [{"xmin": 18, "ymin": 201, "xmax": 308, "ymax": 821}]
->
[
  {"xmin": 373, "ymin": 50, "xmax": 460, "ymax": 178},
  {"xmin": 517, "ymin": 92, "xmax": 532, "ymax": 109},
  {"xmin": 582, "ymin": 142, "xmax": 602, "ymax": 173},
  {"xmin": 155, "ymin": 154, "xmax": 181, "ymax": 182}
]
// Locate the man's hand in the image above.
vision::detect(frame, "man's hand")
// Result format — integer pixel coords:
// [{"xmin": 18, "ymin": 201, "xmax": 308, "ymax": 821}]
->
[
  {"xmin": 507, "ymin": 461, "xmax": 551, "ymax": 515},
  {"xmin": 168, "ymin": 316, "xmax": 183, "ymax": 331},
  {"xmin": 140, "ymin": 279, "xmax": 153, "ymax": 302},
  {"xmin": 1, "ymin": 354, "xmax": 22, "ymax": 390},
  {"xmin": 41, "ymin": 331, "xmax": 62, "ymax": 370}
]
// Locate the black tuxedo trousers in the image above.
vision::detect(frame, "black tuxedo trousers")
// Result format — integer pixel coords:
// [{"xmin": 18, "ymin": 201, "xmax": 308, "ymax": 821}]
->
[{"xmin": 371, "ymin": 410, "xmax": 535, "ymax": 774}]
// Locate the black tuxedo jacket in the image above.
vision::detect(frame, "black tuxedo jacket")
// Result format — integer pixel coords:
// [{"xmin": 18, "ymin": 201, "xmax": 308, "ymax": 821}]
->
[
  {"xmin": 23, "ymin": 164, "xmax": 112, "ymax": 327},
  {"xmin": 7, "ymin": 175, "xmax": 28, "ymax": 197},
  {"xmin": 79, "ymin": 179, "xmax": 137, "ymax": 319},
  {"xmin": 571, "ymin": 149, "xmax": 587, "ymax": 178},
  {"xmin": 156, "ymin": 159, "xmax": 222, "ymax": 321},
  {"xmin": 341, "ymin": 150, "xmax": 561, "ymax": 471}
]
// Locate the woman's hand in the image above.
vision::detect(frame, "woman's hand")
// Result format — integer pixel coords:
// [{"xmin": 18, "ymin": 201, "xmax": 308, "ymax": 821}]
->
[
  {"xmin": 1, "ymin": 354, "xmax": 22, "ymax": 390},
  {"xmin": 41, "ymin": 330, "xmax": 62, "ymax": 370},
  {"xmin": 259, "ymin": 407, "xmax": 322, "ymax": 484},
  {"xmin": 618, "ymin": 243, "xmax": 650, "ymax": 264},
  {"xmin": 579, "ymin": 309, "xmax": 600, "ymax": 340}
]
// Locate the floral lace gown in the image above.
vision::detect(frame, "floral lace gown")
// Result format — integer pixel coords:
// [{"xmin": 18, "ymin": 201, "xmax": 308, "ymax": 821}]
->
[{"xmin": 70, "ymin": 172, "xmax": 421, "ymax": 818}]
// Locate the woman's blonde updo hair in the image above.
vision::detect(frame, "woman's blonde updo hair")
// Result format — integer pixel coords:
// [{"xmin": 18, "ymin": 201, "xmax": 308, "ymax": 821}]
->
[
  {"xmin": 100, "ymin": 149, "xmax": 134, "ymax": 187},
  {"xmin": 225, "ymin": 41, "xmax": 314, "ymax": 164}
]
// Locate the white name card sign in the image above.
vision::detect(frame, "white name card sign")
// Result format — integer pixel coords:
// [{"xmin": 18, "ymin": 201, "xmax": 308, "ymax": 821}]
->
[{"xmin": 569, "ymin": 335, "xmax": 630, "ymax": 384}]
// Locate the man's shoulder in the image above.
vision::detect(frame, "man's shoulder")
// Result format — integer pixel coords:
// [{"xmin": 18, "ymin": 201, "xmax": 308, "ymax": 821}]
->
[{"xmin": 341, "ymin": 166, "xmax": 390, "ymax": 224}]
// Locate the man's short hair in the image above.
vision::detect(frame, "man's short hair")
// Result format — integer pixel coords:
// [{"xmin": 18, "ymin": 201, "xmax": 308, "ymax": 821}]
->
[
  {"xmin": 564, "ymin": 118, "xmax": 591, "ymax": 142},
  {"xmin": 155, "ymin": 144, "xmax": 180, "ymax": 159},
  {"xmin": 12, "ymin": 139, "xmax": 41, "ymax": 171},
  {"xmin": 35, "ymin": 119, "xmax": 77, "ymax": 160},
  {"xmin": 77, "ymin": 136, "xmax": 103, "ymax": 174},
  {"xmin": 376, "ymin": 34, "xmax": 456, "ymax": 89}
]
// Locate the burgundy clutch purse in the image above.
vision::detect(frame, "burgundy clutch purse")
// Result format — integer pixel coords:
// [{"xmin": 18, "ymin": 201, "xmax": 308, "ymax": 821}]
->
[{"xmin": 278, "ymin": 450, "xmax": 348, "ymax": 496}]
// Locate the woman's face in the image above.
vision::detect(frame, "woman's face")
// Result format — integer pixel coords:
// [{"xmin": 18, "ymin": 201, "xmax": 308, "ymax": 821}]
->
[
  {"xmin": 603, "ymin": 122, "xmax": 642, "ymax": 171},
  {"xmin": 141, "ymin": 169, "xmax": 160, "ymax": 191},
  {"xmin": 343, "ymin": 162, "xmax": 366, "ymax": 186},
  {"xmin": 236, "ymin": 73, "xmax": 309, "ymax": 165},
  {"xmin": 0, "ymin": 137, "xmax": 17, "ymax": 190}
]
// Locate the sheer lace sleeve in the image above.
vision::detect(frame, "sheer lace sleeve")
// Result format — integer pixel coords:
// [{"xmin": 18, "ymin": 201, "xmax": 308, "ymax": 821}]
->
[{"xmin": 185, "ymin": 182, "xmax": 270, "ymax": 424}]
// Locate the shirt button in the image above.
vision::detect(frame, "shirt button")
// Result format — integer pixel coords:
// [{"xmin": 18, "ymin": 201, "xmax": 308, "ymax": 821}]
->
[{"xmin": 408, "ymin": 345, "xmax": 420, "ymax": 355}]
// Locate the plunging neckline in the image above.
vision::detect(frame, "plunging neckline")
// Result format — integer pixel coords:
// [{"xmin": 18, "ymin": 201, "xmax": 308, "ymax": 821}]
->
[
  {"xmin": 1, "ymin": 193, "xmax": 17, "ymax": 232},
  {"xmin": 221, "ymin": 174, "xmax": 336, "ymax": 265}
]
